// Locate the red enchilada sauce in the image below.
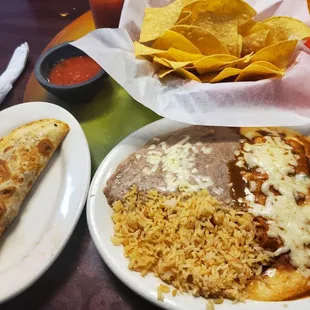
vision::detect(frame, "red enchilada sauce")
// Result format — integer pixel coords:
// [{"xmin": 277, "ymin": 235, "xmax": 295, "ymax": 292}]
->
[{"xmin": 49, "ymin": 56, "xmax": 101, "ymax": 85}]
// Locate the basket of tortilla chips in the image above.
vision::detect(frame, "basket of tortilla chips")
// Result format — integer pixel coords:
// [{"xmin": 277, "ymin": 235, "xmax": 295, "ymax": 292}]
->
[
  {"xmin": 135, "ymin": 0, "xmax": 310, "ymax": 83},
  {"xmin": 72, "ymin": 0, "xmax": 310, "ymax": 126}
]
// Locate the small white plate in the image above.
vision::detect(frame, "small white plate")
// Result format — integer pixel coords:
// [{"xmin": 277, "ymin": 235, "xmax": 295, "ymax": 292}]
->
[
  {"xmin": 0, "ymin": 102, "xmax": 90, "ymax": 303},
  {"xmin": 87, "ymin": 118, "xmax": 309, "ymax": 310}
]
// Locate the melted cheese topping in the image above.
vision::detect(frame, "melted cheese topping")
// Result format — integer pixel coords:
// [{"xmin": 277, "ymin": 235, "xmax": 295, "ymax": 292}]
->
[
  {"xmin": 239, "ymin": 133, "xmax": 310, "ymax": 277},
  {"xmin": 142, "ymin": 136, "xmax": 213, "ymax": 191}
]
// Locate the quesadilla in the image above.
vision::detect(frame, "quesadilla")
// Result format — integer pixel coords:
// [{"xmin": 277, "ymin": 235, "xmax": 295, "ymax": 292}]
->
[{"xmin": 0, "ymin": 118, "xmax": 69, "ymax": 237}]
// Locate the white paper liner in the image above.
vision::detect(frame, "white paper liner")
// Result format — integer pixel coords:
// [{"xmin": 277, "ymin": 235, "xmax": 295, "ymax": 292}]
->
[{"xmin": 72, "ymin": 0, "xmax": 310, "ymax": 126}]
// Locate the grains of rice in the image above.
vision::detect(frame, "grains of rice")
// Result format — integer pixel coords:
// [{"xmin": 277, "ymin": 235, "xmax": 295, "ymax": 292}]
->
[
  {"xmin": 157, "ymin": 284, "xmax": 170, "ymax": 301},
  {"xmin": 157, "ymin": 286, "xmax": 164, "ymax": 301},
  {"xmin": 206, "ymin": 300, "xmax": 215, "ymax": 310},
  {"xmin": 213, "ymin": 298, "xmax": 224, "ymax": 304},
  {"xmin": 111, "ymin": 186, "xmax": 271, "ymax": 301},
  {"xmin": 159, "ymin": 284, "xmax": 170, "ymax": 293}
]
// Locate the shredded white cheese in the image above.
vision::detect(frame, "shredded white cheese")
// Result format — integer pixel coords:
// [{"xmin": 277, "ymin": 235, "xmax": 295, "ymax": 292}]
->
[
  {"xmin": 201, "ymin": 146, "xmax": 213, "ymax": 155},
  {"xmin": 239, "ymin": 133, "xmax": 310, "ymax": 277},
  {"xmin": 192, "ymin": 146, "xmax": 199, "ymax": 154},
  {"xmin": 142, "ymin": 136, "xmax": 214, "ymax": 191}
]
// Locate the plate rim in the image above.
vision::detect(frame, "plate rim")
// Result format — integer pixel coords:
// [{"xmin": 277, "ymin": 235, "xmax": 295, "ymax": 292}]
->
[
  {"xmin": 87, "ymin": 119, "xmax": 175, "ymax": 310},
  {"xmin": 87, "ymin": 118, "xmax": 310, "ymax": 310},
  {"xmin": 0, "ymin": 101, "xmax": 91, "ymax": 303}
]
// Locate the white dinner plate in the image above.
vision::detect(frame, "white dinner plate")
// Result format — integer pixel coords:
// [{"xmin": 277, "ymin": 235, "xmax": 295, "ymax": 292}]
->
[
  {"xmin": 87, "ymin": 118, "xmax": 310, "ymax": 310},
  {"xmin": 0, "ymin": 102, "xmax": 91, "ymax": 303}
]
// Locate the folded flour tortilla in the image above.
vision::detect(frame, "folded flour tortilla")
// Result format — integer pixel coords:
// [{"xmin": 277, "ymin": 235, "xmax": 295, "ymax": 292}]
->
[{"xmin": 0, "ymin": 118, "xmax": 69, "ymax": 237}]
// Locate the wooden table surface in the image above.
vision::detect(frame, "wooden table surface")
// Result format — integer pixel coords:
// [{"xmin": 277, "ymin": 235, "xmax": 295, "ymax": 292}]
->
[{"xmin": 0, "ymin": 1, "xmax": 159, "ymax": 309}]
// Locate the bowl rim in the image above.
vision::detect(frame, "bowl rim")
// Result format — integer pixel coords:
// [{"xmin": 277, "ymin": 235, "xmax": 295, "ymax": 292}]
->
[{"xmin": 34, "ymin": 42, "xmax": 106, "ymax": 90}]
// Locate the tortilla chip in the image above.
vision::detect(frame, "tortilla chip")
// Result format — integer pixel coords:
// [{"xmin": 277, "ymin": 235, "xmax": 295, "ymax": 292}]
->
[
  {"xmin": 236, "ymin": 61, "xmax": 284, "ymax": 81},
  {"xmin": 176, "ymin": 68, "xmax": 201, "ymax": 81},
  {"xmin": 159, "ymin": 67, "xmax": 201, "ymax": 82},
  {"xmin": 210, "ymin": 67, "xmax": 242, "ymax": 83},
  {"xmin": 167, "ymin": 48, "xmax": 204, "ymax": 61},
  {"xmin": 139, "ymin": 0, "xmax": 183, "ymax": 42},
  {"xmin": 239, "ymin": 19, "xmax": 257, "ymax": 36},
  {"xmin": 194, "ymin": 54, "xmax": 238, "ymax": 74},
  {"xmin": 263, "ymin": 16, "xmax": 310, "ymax": 45},
  {"xmin": 250, "ymin": 40, "xmax": 298, "ymax": 70},
  {"xmin": 190, "ymin": 0, "xmax": 256, "ymax": 25},
  {"xmin": 182, "ymin": 0, "xmax": 200, "ymax": 9},
  {"xmin": 134, "ymin": 41, "xmax": 167, "ymax": 57},
  {"xmin": 136, "ymin": 55, "xmax": 156, "ymax": 63},
  {"xmin": 239, "ymin": 20, "xmax": 270, "ymax": 37},
  {"xmin": 177, "ymin": 10, "xmax": 192, "ymax": 24},
  {"xmin": 248, "ymin": 61, "xmax": 283, "ymax": 71},
  {"xmin": 153, "ymin": 56, "xmax": 193, "ymax": 69},
  {"xmin": 199, "ymin": 71, "xmax": 220, "ymax": 83},
  {"xmin": 171, "ymin": 25, "xmax": 229, "ymax": 55},
  {"xmin": 235, "ymin": 52, "xmax": 253, "ymax": 69},
  {"xmin": 237, "ymin": 34, "xmax": 243, "ymax": 57},
  {"xmin": 191, "ymin": 10, "xmax": 239, "ymax": 56},
  {"xmin": 152, "ymin": 30, "xmax": 201, "ymax": 54},
  {"xmin": 242, "ymin": 30, "xmax": 270, "ymax": 56},
  {"xmin": 159, "ymin": 67, "xmax": 174, "ymax": 78}
]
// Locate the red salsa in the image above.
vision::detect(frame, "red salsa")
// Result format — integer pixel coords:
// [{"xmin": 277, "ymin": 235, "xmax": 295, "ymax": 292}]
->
[
  {"xmin": 49, "ymin": 56, "xmax": 102, "ymax": 86},
  {"xmin": 305, "ymin": 38, "xmax": 310, "ymax": 49}
]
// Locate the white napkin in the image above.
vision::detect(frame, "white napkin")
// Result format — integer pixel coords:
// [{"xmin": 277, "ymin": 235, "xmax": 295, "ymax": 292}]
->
[{"xmin": 0, "ymin": 43, "xmax": 29, "ymax": 104}]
